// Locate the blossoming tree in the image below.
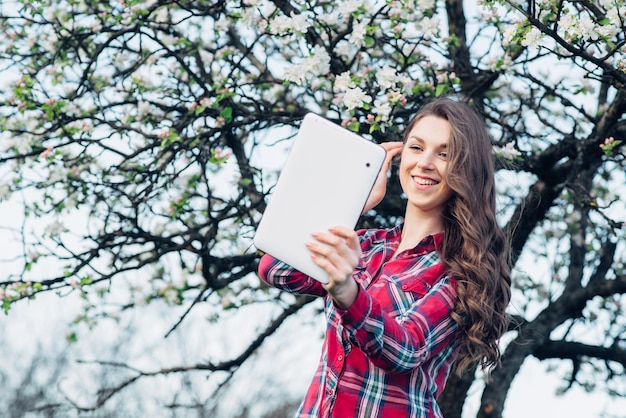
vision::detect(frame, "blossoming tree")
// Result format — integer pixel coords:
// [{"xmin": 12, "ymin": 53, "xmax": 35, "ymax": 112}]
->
[{"xmin": 0, "ymin": 0, "xmax": 624, "ymax": 416}]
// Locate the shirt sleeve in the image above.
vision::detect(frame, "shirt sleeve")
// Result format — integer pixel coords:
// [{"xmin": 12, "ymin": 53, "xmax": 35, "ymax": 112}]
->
[
  {"xmin": 337, "ymin": 276, "xmax": 459, "ymax": 374},
  {"xmin": 257, "ymin": 253, "xmax": 326, "ymax": 297}
]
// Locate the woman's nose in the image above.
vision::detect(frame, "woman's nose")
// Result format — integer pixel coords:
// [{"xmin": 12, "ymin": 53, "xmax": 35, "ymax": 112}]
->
[{"xmin": 417, "ymin": 153, "xmax": 435, "ymax": 169}]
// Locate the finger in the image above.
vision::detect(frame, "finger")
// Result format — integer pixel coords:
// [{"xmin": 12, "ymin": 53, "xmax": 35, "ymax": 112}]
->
[
  {"xmin": 326, "ymin": 228, "xmax": 362, "ymax": 268},
  {"xmin": 310, "ymin": 230, "xmax": 342, "ymax": 247},
  {"xmin": 387, "ymin": 143, "xmax": 404, "ymax": 164},
  {"xmin": 306, "ymin": 236, "xmax": 345, "ymax": 265},
  {"xmin": 310, "ymin": 248, "xmax": 355, "ymax": 283},
  {"xmin": 312, "ymin": 229, "xmax": 356, "ymax": 257},
  {"xmin": 308, "ymin": 244, "xmax": 343, "ymax": 278},
  {"xmin": 383, "ymin": 144, "xmax": 402, "ymax": 168},
  {"xmin": 326, "ymin": 225, "xmax": 354, "ymax": 239},
  {"xmin": 305, "ymin": 239, "xmax": 328, "ymax": 257},
  {"xmin": 327, "ymin": 226, "xmax": 360, "ymax": 249},
  {"xmin": 380, "ymin": 141, "xmax": 403, "ymax": 153},
  {"xmin": 308, "ymin": 231, "xmax": 356, "ymax": 268},
  {"xmin": 381, "ymin": 142, "xmax": 403, "ymax": 157}
]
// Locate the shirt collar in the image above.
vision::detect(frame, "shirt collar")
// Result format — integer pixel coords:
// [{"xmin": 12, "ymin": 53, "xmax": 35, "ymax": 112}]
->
[{"xmin": 385, "ymin": 220, "xmax": 444, "ymax": 256}]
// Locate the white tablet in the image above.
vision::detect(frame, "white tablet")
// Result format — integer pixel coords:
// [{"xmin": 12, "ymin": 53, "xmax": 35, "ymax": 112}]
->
[{"xmin": 254, "ymin": 113, "xmax": 386, "ymax": 284}]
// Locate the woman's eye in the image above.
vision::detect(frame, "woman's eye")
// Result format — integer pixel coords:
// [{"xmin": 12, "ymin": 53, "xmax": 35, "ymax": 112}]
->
[
  {"xmin": 439, "ymin": 152, "xmax": 448, "ymax": 158},
  {"xmin": 410, "ymin": 145, "xmax": 423, "ymax": 151}
]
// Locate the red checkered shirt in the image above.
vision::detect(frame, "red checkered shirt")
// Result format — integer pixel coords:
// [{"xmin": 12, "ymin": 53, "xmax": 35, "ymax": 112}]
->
[{"xmin": 258, "ymin": 224, "xmax": 461, "ymax": 418}]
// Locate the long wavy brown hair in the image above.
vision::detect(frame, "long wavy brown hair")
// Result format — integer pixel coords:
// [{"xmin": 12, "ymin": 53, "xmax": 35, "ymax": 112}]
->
[{"xmin": 403, "ymin": 96, "xmax": 512, "ymax": 376}]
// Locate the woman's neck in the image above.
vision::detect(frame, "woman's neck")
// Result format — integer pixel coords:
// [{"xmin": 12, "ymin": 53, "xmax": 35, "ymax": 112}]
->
[{"xmin": 395, "ymin": 206, "xmax": 444, "ymax": 256}]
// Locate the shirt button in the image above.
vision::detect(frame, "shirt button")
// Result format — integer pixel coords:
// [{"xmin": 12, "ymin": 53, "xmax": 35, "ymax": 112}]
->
[
  {"xmin": 337, "ymin": 355, "xmax": 343, "ymax": 361},
  {"xmin": 402, "ymin": 284, "xmax": 408, "ymax": 290}
]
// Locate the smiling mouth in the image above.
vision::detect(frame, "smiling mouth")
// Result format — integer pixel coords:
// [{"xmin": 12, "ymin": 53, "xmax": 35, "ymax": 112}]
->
[{"xmin": 414, "ymin": 177, "xmax": 438, "ymax": 186}]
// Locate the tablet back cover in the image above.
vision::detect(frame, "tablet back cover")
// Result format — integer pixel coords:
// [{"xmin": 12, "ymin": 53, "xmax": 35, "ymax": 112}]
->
[{"xmin": 254, "ymin": 113, "xmax": 386, "ymax": 283}]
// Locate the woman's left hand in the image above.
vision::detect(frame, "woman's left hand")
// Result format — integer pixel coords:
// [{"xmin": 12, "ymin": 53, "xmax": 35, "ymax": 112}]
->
[
  {"xmin": 306, "ymin": 225, "xmax": 361, "ymax": 309},
  {"xmin": 362, "ymin": 141, "xmax": 403, "ymax": 214}
]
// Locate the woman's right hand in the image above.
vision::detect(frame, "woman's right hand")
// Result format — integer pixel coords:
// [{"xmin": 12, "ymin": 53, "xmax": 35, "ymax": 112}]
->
[
  {"xmin": 306, "ymin": 225, "xmax": 362, "ymax": 309},
  {"xmin": 362, "ymin": 142, "xmax": 403, "ymax": 214}
]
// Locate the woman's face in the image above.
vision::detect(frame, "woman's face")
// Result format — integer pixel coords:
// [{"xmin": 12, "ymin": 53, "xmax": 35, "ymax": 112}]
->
[{"xmin": 399, "ymin": 115, "xmax": 454, "ymax": 216}]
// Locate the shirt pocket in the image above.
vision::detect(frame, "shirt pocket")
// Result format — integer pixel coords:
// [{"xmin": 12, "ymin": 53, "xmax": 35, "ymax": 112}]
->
[
  {"xmin": 353, "ymin": 261, "xmax": 372, "ymax": 287},
  {"xmin": 384, "ymin": 275, "xmax": 432, "ymax": 317}
]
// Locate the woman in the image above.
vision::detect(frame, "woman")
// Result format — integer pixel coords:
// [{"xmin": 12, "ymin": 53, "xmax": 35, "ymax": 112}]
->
[{"xmin": 258, "ymin": 96, "xmax": 511, "ymax": 417}]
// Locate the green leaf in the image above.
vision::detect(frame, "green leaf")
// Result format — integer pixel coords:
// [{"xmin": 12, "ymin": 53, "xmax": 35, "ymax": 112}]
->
[
  {"xmin": 2, "ymin": 299, "xmax": 11, "ymax": 315},
  {"xmin": 220, "ymin": 107, "xmax": 233, "ymax": 123},
  {"xmin": 346, "ymin": 121, "xmax": 360, "ymax": 132},
  {"xmin": 435, "ymin": 84, "xmax": 448, "ymax": 97}
]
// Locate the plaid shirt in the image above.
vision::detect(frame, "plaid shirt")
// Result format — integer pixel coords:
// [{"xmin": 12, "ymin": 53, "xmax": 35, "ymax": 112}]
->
[{"xmin": 258, "ymin": 224, "xmax": 461, "ymax": 418}]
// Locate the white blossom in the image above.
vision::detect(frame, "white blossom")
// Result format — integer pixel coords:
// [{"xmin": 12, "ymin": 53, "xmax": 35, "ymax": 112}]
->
[
  {"xmin": 558, "ymin": 14, "xmax": 576, "ymax": 34},
  {"xmin": 485, "ymin": 54, "xmax": 513, "ymax": 71},
  {"xmin": 269, "ymin": 15, "xmax": 289, "ymax": 34},
  {"xmin": 0, "ymin": 182, "xmax": 11, "ymax": 200},
  {"xmin": 260, "ymin": 84, "xmax": 283, "ymax": 103},
  {"xmin": 606, "ymin": 7, "xmax": 626, "ymax": 28},
  {"xmin": 578, "ymin": 15, "xmax": 597, "ymax": 40},
  {"xmin": 240, "ymin": 7, "xmax": 261, "ymax": 27},
  {"xmin": 154, "ymin": 6, "xmax": 170, "ymax": 23},
  {"xmin": 137, "ymin": 101, "xmax": 151, "ymax": 120},
  {"xmin": 397, "ymin": 74, "xmax": 415, "ymax": 95},
  {"xmin": 318, "ymin": 11, "xmax": 340, "ymax": 25},
  {"xmin": 388, "ymin": 2, "xmax": 404, "ymax": 18},
  {"xmin": 339, "ymin": 0, "xmax": 362, "ymax": 17},
  {"xmin": 341, "ymin": 87, "xmax": 372, "ymax": 111},
  {"xmin": 48, "ymin": 166, "xmax": 67, "ymax": 183},
  {"xmin": 45, "ymin": 219, "xmax": 65, "ymax": 236},
  {"xmin": 308, "ymin": 45, "xmax": 331, "ymax": 74},
  {"xmin": 269, "ymin": 12, "xmax": 310, "ymax": 35},
  {"xmin": 334, "ymin": 41, "xmax": 355, "ymax": 59},
  {"xmin": 501, "ymin": 25, "xmax": 517, "ymax": 46},
  {"xmin": 376, "ymin": 66, "xmax": 397, "ymax": 90},
  {"xmin": 348, "ymin": 21, "xmax": 367, "ymax": 46},
  {"xmin": 133, "ymin": 0, "xmax": 158, "ymax": 11},
  {"xmin": 522, "ymin": 27, "xmax": 543, "ymax": 48},
  {"xmin": 283, "ymin": 46, "xmax": 330, "ymax": 86},
  {"xmin": 417, "ymin": 0, "xmax": 436, "ymax": 9},
  {"xmin": 159, "ymin": 33, "xmax": 177, "ymax": 47},
  {"xmin": 283, "ymin": 66, "xmax": 305, "ymax": 85},
  {"xmin": 119, "ymin": 12, "xmax": 133, "ymax": 26},
  {"xmin": 419, "ymin": 16, "xmax": 440, "ymax": 37},
  {"xmin": 372, "ymin": 99, "xmax": 392, "ymax": 121},
  {"xmin": 163, "ymin": 287, "xmax": 180, "ymax": 305},
  {"xmin": 493, "ymin": 142, "xmax": 521, "ymax": 160},
  {"xmin": 114, "ymin": 52, "xmax": 130, "ymax": 67},
  {"xmin": 289, "ymin": 13, "xmax": 310, "ymax": 34},
  {"xmin": 6, "ymin": 136, "xmax": 31, "ymax": 154},
  {"xmin": 333, "ymin": 71, "xmax": 355, "ymax": 92},
  {"xmin": 41, "ymin": 31, "xmax": 59, "ymax": 52}
]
